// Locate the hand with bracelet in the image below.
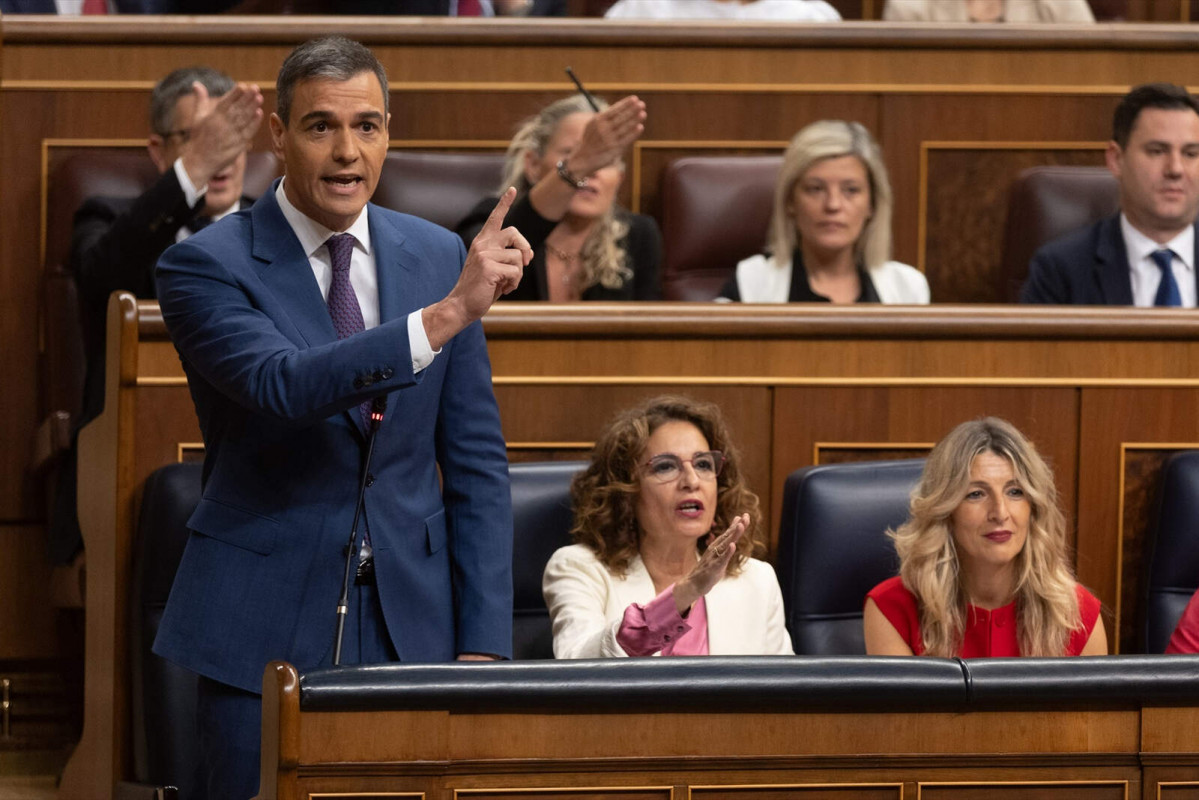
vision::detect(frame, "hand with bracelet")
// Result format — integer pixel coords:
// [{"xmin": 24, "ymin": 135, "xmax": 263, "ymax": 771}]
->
[{"xmin": 526, "ymin": 94, "xmax": 647, "ymax": 223}]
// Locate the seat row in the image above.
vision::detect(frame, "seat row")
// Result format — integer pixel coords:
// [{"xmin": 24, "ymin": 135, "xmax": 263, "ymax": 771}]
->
[
  {"xmin": 39, "ymin": 148, "xmax": 1114, "ymax": 449},
  {"xmin": 123, "ymin": 450, "xmax": 1199, "ymax": 794}
]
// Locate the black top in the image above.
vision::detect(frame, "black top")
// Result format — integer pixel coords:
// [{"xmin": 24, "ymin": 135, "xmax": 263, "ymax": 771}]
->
[
  {"xmin": 456, "ymin": 194, "xmax": 663, "ymax": 301},
  {"xmin": 719, "ymin": 249, "xmax": 881, "ymax": 303}
]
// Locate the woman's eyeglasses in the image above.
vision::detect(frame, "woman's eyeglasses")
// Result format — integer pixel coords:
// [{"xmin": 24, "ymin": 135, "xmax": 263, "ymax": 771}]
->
[{"xmin": 642, "ymin": 451, "xmax": 725, "ymax": 483}]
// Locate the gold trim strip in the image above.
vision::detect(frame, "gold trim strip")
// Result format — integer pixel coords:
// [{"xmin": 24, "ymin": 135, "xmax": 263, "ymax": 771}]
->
[
  {"xmin": 490, "ymin": 376, "xmax": 1199, "ymax": 388},
  {"xmin": 138, "ymin": 375, "xmax": 1199, "ymax": 388},
  {"xmin": 0, "ymin": 81, "xmax": 1163, "ymax": 96},
  {"xmin": 917, "ymin": 780, "xmax": 1128, "ymax": 800},
  {"xmin": 456, "ymin": 788, "xmax": 672, "ymax": 796},
  {"xmin": 691, "ymin": 784, "xmax": 903, "ymax": 794},
  {"xmin": 506, "ymin": 441, "xmax": 593, "ymax": 450},
  {"xmin": 813, "ymin": 441, "xmax": 933, "ymax": 464},
  {"xmin": 136, "ymin": 377, "xmax": 188, "ymax": 386},
  {"xmin": 176, "ymin": 443, "xmax": 204, "ymax": 462}
]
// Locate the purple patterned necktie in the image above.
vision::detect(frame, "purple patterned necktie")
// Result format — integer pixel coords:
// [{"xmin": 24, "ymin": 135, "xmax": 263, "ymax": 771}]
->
[{"xmin": 325, "ymin": 233, "xmax": 372, "ymax": 430}]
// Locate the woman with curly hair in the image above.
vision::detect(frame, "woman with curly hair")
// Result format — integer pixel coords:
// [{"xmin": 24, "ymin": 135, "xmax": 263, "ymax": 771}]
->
[
  {"xmin": 456, "ymin": 93, "xmax": 661, "ymax": 301},
  {"xmin": 864, "ymin": 417, "xmax": 1107, "ymax": 657},
  {"xmin": 543, "ymin": 396, "xmax": 792, "ymax": 658}
]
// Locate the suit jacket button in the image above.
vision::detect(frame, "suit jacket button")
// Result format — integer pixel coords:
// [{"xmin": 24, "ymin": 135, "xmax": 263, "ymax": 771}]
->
[
  {"xmin": 361, "ymin": 376, "xmax": 374, "ymax": 387},
  {"xmin": 365, "ymin": 473, "xmax": 375, "ymax": 487},
  {"xmin": 381, "ymin": 367, "xmax": 394, "ymax": 380}
]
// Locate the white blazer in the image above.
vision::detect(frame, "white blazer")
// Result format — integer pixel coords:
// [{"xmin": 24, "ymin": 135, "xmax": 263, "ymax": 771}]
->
[
  {"xmin": 542, "ymin": 543, "xmax": 794, "ymax": 658},
  {"xmin": 729, "ymin": 253, "xmax": 931, "ymax": 304}
]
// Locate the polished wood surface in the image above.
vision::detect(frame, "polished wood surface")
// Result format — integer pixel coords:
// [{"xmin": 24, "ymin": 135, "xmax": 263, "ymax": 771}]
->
[{"xmin": 255, "ymin": 662, "xmax": 1199, "ymax": 800}]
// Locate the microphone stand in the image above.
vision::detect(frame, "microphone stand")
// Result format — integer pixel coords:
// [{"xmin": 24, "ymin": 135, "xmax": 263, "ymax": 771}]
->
[{"xmin": 332, "ymin": 395, "xmax": 387, "ymax": 667}]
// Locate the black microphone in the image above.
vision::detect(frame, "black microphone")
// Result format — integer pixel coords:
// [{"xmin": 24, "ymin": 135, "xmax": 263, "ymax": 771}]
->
[{"xmin": 332, "ymin": 394, "xmax": 387, "ymax": 667}]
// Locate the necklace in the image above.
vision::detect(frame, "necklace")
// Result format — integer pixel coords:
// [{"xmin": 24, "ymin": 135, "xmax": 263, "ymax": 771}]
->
[
  {"xmin": 545, "ymin": 242, "xmax": 583, "ymax": 286},
  {"xmin": 544, "ymin": 241, "xmax": 579, "ymax": 264}
]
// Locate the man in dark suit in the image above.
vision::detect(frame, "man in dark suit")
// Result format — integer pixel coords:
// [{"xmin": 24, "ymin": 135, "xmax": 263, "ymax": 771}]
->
[
  {"xmin": 1022, "ymin": 83, "xmax": 1199, "ymax": 306},
  {"xmin": 49, "ymin": 67, "xmax": 262, "ymax": 565},
  {"xmin": 153, "ymin": 36, "xmax": 529, "ymax": 800}
]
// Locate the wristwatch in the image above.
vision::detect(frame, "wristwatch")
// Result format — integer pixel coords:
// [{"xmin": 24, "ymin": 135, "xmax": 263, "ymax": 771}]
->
[{"xmin": 556, "ymin": 159, "xmax": 588, "ymax": 189}]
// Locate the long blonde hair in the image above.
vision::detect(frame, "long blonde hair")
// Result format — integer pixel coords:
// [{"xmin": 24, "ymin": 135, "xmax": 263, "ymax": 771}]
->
[
  {"xmin": 499, "ymin": 94, "xmax": 632, "ymax": 292},
  {"xmin": 768, "ymin": 120, "xmax": 894, "ymax": 271},
  {"xmin": 890, "ymin": 418, "xmax": 1082, "ymax": 656}
]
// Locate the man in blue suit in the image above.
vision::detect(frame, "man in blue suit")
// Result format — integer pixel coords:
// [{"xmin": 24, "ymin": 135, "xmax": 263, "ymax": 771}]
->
[
  {"xmin": 153, "ymin": 36, "xmax": 531, "ymax": 800},
  {"xmin": 1022, "ymin": 83, "xmax": 1199, "ymax": 306}
]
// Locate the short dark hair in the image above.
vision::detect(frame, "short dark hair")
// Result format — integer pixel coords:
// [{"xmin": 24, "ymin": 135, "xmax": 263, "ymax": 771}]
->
[
  {"xmin": 150, "ymin": 66, "xmax": 234, "ymax": 136},
  {"xmin": 275, "ymin": 36, "xmax": 389, "ymax": 126},
  {"xmin": 1112, "ymin": 83, "xmax": 1199, "ymax": 148}
]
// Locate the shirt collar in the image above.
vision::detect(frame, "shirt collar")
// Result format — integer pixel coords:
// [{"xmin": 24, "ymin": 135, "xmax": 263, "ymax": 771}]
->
[
  {"xmin": 275, "ymin": 178, "xmax": 372, "ymax": 259},
  {"xmin": 1120, "ymin": 213, "xmax": 1194, "ymax": 273}
]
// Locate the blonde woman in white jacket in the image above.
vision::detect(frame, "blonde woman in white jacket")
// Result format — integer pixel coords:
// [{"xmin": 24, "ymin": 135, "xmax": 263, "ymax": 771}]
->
[
  {"xmin": 543, "ymin": 396, "xmax": 793, "ymax": 658},
  {"xmin": 719, "ymin": 120, "xmax": 929, "ymax": 305}
]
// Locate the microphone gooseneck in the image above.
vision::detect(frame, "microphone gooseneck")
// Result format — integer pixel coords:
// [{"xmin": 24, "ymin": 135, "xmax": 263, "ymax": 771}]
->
[{"xmin": 332, "ymin": 394, "xmax": 388, "ymax": 667}]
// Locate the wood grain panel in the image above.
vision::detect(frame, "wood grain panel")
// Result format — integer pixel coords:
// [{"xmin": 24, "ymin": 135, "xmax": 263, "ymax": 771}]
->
[
  {"xmin": 1118, "ymin": 447, "xmax": 1182, "ymax": 655},
  {"xmin": 917, "ymin": 784, "xmax": 1127, "ymax": 800},
  {"xmin": 922, "ymin": 146, "xmax": 1106, "ymax": 303},
  {"xmin": 880, "ymin": 94, "xmax": 1117, "ymax": 269},
  {"xmin": 460, "ymin": 789, "xmax": 671, "ymax": 800},
  {"xmin": 493, "ymin": 384, "xmax": 773, "ymax": 526},
  {"xmin": 690, "ymin": 785, "xmax": 900, "ymax": 800},
  {"xmin": 770, "ymin": 386, "xmax": 1078, "ymax": 553},
  {"xmin": 0, "ymin": 524, "xmax": 57, "ymax": 660},
  {"xmin": 1078, "ymin": 389, "xmax": 1199, "ymax": 654}
]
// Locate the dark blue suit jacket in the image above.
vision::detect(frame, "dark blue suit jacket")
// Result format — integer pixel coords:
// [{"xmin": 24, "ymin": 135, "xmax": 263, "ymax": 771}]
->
[
  {"xmin": 1021, "ymin": 213, "xmax": 1199, "ymax": 305},
  {"xmin": 152, "ymin": 183, "xmax": 513, "ymax": 693}
]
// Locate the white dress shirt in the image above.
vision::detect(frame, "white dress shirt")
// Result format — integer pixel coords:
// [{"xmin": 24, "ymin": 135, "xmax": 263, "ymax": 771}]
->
[
  {"xmin": 275, "ymin": 180, "xmax": 437, "ymax": 373},
  {"xmin": 1120, "ymin": 214, "xmax": 1196, "ymax": 308},
  {"xmin": 172, "ymin": 158, "xmax": 240, "ymax": 242}
]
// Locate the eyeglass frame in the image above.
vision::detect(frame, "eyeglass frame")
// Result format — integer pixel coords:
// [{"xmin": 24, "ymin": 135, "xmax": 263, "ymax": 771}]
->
[
  {"xmin": 640, "ymin": 450, "xmax": 725, "ymax": 483},
  {"xmin": 157, "ymin": 128, "xmax": 192, "ymax": 144}
]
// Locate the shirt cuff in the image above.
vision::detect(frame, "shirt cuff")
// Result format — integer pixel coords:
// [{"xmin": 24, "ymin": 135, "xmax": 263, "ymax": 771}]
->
[
  {"xmin": 408, "ymin": 310, "xmax": 440, "ymax": 374},
  {"xmin": 614, "ymin": 584, "xmax": 692, "ymax": 657},
  {"xmin": 173, "ymin": 157, "xmax": 207, "ymax": 209}
]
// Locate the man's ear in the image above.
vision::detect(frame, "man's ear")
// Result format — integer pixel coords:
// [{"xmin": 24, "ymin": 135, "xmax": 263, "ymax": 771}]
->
[
  {"xmin": 147, "ymin": 136, "xmax": 169, "ymax": 174},
  {"xmin": 268, "ymin": 113, "xmax": 286, "ymax": 158},
  {"xmin": 1105, "ymin": 140, "xmax": 1123, "ymax": 179}
]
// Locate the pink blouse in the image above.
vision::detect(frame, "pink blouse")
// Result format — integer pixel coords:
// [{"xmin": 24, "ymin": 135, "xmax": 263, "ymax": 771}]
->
[{"xmin": 615, "ymin": 585, "xmax": 710, "ymax": 656}]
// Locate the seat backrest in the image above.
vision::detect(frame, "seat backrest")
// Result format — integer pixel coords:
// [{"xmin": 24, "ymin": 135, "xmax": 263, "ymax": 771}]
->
[
  {"xmin": 1141, "ymin": 451, "xmax": 1199, "ymax": 653},
  {"xmin": 660, "ymin": 155, "xmax": 781, "ymax": 300},
  {"xmin": 373, "ymin": 151, "xmax": 506, "ymax": 231},
  {"xmin": 128, "ymin": 462, "xmax": 204, "ymax": 800},
  {"xmin": 42, "ymin": 149, "xmax": 278, "ymax": 430},
  {"xmin": 776, "ymin": 459, "xmax": 925, "ymax": 655},
  {"xmin": 999, "ymin": 165, "xmax": 1119, "ymax": 302},
  {"xmin": 510, "ymin": 460, "xmax": 587, "ymax": 660}
]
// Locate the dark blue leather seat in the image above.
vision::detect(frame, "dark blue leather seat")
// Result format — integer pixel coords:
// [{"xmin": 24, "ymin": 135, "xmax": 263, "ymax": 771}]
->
[
  {"xmin": 509, "ymin": 461, "xmax": 586, "ymax": 660},
  {"xmin": 775, "ymin": 459, "xmax": 925, "ymax": 656},
  {"xmin": 1141, "ymin": 451, "xmax": 1199, "ymax": 653}
]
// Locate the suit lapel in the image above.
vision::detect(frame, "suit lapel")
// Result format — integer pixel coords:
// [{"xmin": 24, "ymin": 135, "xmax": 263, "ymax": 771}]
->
[
  {"xmin": 370, "ymin": 205, "xmax": 413, "ymax": 323},
  {"xmin": 1094, "ymin": 215, "xmax": 1134, "ymax": 305},
  {"xmin": 251, "ymin": 182, "xmax": 339, "ymax": 348}
]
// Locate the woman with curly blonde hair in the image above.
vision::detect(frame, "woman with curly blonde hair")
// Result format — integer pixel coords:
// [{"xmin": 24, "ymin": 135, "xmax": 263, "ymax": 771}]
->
[
  {"xmin": 864, "ymin": 417, "xmax": 1106, "ymax": 657},
  {"xmin": 543, "ymin": 396, "xmax": 792, "ymax": 658},
  {"xmin": 456, "ymin": 93, "xmax": 661, "ymax": 301}
]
